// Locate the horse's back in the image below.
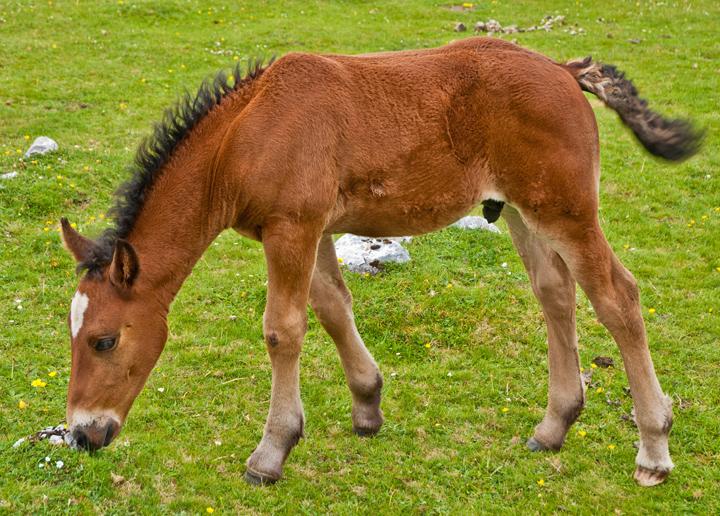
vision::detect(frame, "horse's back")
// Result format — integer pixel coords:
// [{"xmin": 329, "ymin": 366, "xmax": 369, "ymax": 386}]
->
[{"xmin": 230, "ymin": 38, "xmax": 599, "ymax": 236}]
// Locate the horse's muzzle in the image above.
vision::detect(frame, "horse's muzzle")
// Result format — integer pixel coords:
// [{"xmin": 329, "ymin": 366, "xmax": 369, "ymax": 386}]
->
[{"xmin": 72, "ymin": 419, "xmax": 119, "ymax": 451}]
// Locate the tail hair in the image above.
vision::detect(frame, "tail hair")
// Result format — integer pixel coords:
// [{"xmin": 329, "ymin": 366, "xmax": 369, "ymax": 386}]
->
[{"xmin": 565, "ymin": 57, "xmax": 703, "ymax": 161}]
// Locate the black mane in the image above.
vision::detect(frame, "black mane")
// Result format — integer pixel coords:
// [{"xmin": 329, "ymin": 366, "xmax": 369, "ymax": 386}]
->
[{"xmin": 80, "ymin": 58, "xmax": 271, "ymax": 274}]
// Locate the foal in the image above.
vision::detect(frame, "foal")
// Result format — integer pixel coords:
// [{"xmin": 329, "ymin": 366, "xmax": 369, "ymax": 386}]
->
[{"xmin": 60, "ymin": 37, "xmax": 701, "ymax": 486}]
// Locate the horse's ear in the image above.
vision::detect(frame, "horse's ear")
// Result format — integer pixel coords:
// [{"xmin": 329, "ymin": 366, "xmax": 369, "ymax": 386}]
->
[
  {"xmin": 109, "ymin": 239, "xmax": 139, "ymax": 290},
  {"xmin": 60, "ymin": 218, "xmax": 95, "ymax": 263}
]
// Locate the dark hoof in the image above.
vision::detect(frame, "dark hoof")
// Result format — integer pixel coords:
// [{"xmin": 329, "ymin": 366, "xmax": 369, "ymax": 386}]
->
[
  {"xmin": 353, "ymin": 425, "xmax": 381, "ymax": 437},
  {"xmin": 244, "ymin": 469, "xmax": 279, "ymax": 486},
  {"xmin": 526, "ymin": 437, "xmax": 550, "ymax": 452}
]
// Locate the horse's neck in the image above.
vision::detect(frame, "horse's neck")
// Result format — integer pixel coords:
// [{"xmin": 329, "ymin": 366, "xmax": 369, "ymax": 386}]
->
[{"xmin": 125, "ymin": 98, "xmax": 244, "ymax": 303}]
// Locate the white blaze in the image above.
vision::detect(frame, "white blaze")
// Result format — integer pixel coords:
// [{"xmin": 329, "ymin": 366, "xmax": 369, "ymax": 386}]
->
[{"xmin": 70, "ymin": 291, "xmax": 89, "ymax": 338}]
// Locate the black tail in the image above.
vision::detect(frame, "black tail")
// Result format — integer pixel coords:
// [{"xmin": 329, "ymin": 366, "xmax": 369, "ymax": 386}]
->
[{"xmin": 565, "ymin": 57, "xmax": 703, "ymax": 162}]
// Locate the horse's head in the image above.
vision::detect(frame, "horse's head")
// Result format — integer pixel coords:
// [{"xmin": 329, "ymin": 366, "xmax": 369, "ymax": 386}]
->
[{"xmin": 60, "ymin": 219, "xmax": 168, "ymax": 451}]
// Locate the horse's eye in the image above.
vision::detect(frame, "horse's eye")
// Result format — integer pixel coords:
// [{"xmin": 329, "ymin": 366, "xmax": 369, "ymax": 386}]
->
[{"xmin": 94, "ymin": 337, "xmax": 117, "ymax": 352}]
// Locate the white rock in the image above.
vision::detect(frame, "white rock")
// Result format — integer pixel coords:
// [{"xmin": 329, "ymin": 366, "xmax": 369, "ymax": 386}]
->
[
  {"xmin": 12, "ymin": 437, "xmax": 26, "ymax": 449},
  {"xmin": 24, "ymin": 136, "xmax": 58, "ymax": 158},
  {"xmin": 334, "ymin": 234, "xmax": 411, "ymax": 274},
  {"xmin": 1, "ymin": 172, "xmax": 18, "ymax": 180},
  {"xmin": 451, "ymin": 216, "xmax": 501, "ymax": 233},
  {"xmin": 63, "ymin": 432, "xmax": 77, "ymax": 448}
]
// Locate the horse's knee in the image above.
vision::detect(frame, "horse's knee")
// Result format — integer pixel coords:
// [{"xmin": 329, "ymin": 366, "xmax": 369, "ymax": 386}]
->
[{"xmin": 264, "ymin": 310, "xmax": 308, "ymax": 354}]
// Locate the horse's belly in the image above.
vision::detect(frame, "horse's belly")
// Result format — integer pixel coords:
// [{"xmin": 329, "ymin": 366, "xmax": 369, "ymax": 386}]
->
[{"xmin": 327, "ymin": 192, "xmax": 479, "ymax": 237}]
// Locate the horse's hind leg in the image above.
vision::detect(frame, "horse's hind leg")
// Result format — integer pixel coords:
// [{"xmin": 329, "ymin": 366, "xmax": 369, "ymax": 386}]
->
[
  {"xmin": 244, "ymin": 220, "xmax": 322, "ymax": 485},
  {"xmin": 503, "ymin": 207, "xmax": 584, "ymax": 451},
  {"xmin": 548, "ymin": 218, "xmax": 673, "ymax": 486},
  {"xmin": 309, "ymin": 235, "xmax": 384, "ymax": 435}
]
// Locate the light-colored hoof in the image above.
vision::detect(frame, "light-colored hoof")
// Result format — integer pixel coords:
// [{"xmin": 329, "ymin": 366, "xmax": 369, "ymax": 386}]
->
[
  {"xmin": 526, "ymin": 436, "xmax": 550, "ymax": 452},
  {"xmin": 634, "ymin": 465, "xmax": 670, "ymax": 487},
  {"xmin": 244, "ymin": 468, "xmax": 280, "ymax": 486}
]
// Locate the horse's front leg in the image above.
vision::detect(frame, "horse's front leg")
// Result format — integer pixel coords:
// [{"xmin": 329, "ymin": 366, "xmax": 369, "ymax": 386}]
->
[{"xmin": 244, "ymin": 220, "xmax": 321, "ymax": 485}]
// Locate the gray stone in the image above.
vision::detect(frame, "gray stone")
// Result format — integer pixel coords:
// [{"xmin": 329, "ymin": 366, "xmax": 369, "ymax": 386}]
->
[
  {"xmin": 454, "ymin": 22, "xmax": 467, "ymax": 32},
  {"xmin": 451, "ymin": 216, "xmax": 501, "ymax": 233},
  {"xmin": 486, "ymin": 19, "xmax": 502, "ymax": 32},
  {"xmin": 334, "ymin": 234, "xmax": 411, "ymax": 274},
  {"xmin": 63, "ymin": 431, "xmax": 77, "ymax": 448},
  {"xmin": 24, "ymin": 136, "xmax": 58, "ymax": 158}
]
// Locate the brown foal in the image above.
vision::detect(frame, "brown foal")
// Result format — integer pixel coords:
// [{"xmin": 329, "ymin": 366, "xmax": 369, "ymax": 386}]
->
[{"xmin": 59, "ymin": 37, "xmax": 701, "ymax": 486}]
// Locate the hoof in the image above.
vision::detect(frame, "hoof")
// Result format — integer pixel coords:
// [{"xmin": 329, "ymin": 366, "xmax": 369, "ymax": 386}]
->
[
  {"xmin": 634, "ymin": 465, "xmax": 670, "ymax": 487},
  {"xmin": 526, "ymin": 437, "xmax": 550, "ymax": 452},
  {"xmin": 353, "ymin": 425, "xmax": 381, "ymax": 437},
  {"xmin": 244, "ymin": 469, "xmax": 279, "ymax": 486}
]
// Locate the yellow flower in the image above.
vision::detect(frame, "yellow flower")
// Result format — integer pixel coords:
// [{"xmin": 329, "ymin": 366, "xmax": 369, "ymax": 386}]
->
[
  {"xmin": 424, "ymin": 343, "xmax": 431, "ymax": 349},
  {"xmin": 48, "ymin": 371, "xmax": 57, "ymax": 378},
  {"xmin": 24, "ymin": 134, "xmax": 30, "ymax": 140},
  {"xmin": 590, "ymin": 363, "xmax": 597, "ymax": 369},
  {"xmin": 83, "ymin": 165, "xmax": 90, "ymax": 171},
  {"xmin": 648, "ymin": 308, "xmax": 656, "ymax": 314},
  {"xmin": 43, "ymin": 227, "xmax": 49, "ymax": 232},
  {"xmin": 337, "ymin": 257, "xmax": 344, "ymax": 264},
  {"xmin": 595, "ymin": 387, "xmax": 604, "ymax": 394},
  {"xmin": 501, "ymin": 407, "xmax": 509, "ymax": 413},
  {"xmin": 31, "ymin": 379, "xmax": 47, "ymax": 388},
  {"xmin": 577, "ymin": 429, "xmax": 587, "ymax": 437},
  {"xmin": 18, "ymin": 400, "xmax": 28, "ymax": 409},
  {"xmin": 537, "ymin": 478, "xmax": 545, "ymax": 487},
  {"xmin": 716, "ymin": 267, "xmax": 720, "ymax": 273},
  {"xmin": 608, "ymin": 444, "xmax": 616, "ymax": 450},
  {"xmin": 206, "ymin": 508, "xmax": 215, "ymax": 514},
  {"xmin": 70, "ymin": 222, "xmax": 77, "ymax": 229}
]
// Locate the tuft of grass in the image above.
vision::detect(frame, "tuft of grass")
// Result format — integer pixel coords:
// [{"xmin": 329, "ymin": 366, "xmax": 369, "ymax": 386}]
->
[{"xmin": 1, "ymin": 0, "xmax": 719, "ymax": 513}]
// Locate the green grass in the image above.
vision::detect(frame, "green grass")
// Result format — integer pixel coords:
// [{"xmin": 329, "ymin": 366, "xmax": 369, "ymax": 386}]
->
[{"xmin": 1, "ymin": 0, "xmax": 719, "ymax": 513}]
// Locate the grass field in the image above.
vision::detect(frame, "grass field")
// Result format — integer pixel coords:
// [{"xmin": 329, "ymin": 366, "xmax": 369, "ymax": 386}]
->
[{"xmin": 1, "ymin": 0, "xmax": 719, "ymax": 513}]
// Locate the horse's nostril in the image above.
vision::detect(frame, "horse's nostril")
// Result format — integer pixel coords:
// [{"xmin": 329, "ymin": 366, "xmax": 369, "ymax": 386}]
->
[
  {"xmin": 73, "ymin": 428, "xmax": 89, "ymax": 450},
  {"xmin": 103, "ymin": 421, "xmax": 118, "ymax": 446}
]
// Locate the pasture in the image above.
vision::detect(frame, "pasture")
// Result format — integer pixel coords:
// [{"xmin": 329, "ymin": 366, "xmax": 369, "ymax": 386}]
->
[{"xmin": 1, "ymin": 0, "xmax": 718, "ymax": 513}]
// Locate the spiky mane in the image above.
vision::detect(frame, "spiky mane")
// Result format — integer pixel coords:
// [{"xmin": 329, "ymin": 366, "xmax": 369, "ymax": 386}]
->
[{"xmin": 80, "ymin": 58, "xmax": 272, "ymax": 274}]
